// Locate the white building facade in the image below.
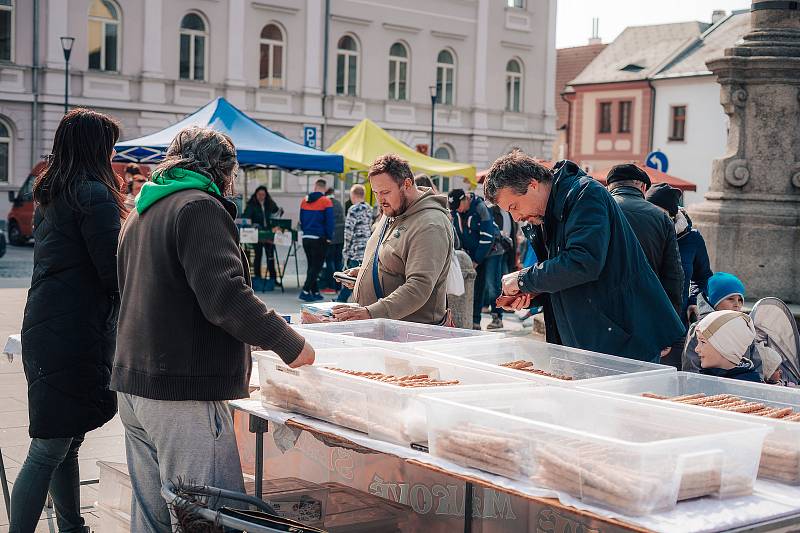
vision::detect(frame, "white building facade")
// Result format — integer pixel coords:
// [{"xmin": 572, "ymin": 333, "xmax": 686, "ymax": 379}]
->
[
  {"xmin": 651, "ymin": 75, "xmax": 728, "ymax": 206},
  {"xmin": 0, "ymin": 0, "xmax": 557, "ymax": 222}
]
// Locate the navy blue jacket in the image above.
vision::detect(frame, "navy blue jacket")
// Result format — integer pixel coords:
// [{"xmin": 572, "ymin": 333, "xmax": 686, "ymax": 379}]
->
[
  {"xmin": 518, "ymin": 161, "xmax": 685, "ymax": 362},
  {"xmin": 701, "ymin": 361, "xmax": 762, "ymax": 383},
  {"xmin": 676, "ymin": 211, "xmax": 713, "ymax": 326},
  {"xmin": 452, "ymin": 195, "xmax": 498, "ymax": 264},
  {"xmin": 299, "ymin": 192, "xmax": 334, "ymax": 240}
]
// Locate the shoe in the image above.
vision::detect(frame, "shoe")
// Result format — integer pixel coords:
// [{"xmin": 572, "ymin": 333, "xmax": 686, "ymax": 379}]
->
[
  {"xmin": 320, "ymin": 288, "xmax": 337, "ymax": 295},
  {"xmin": 486, "ymin": 317, "xmax": 504, "ymax": 330},
  {"xmin": 472, "ymin": 323, "xmax": 482, "ymax": 330},
  {"xmin": 311, "ymin": 292, "xmax": 325, "ymax": 301},
  {"xmin": 299, "ymin": 291, "xmax": 316, "ymax": 302}
]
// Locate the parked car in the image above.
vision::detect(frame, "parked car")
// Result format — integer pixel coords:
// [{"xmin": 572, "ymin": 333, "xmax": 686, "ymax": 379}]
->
[
  {"xmin": 6, "ymin": 161, "xmax": 150, "ymax": 245},
  {"xmin": 0, "ymin": 221, "xmax": 6, "ymax": 258}
]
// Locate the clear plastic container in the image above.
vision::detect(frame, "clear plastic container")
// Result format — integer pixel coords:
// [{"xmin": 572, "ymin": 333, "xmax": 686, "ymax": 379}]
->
[
  {"xmin": 95, "ymin": 503, "xmax": 131, "ymax": 533},
  {"xmin": 294, "ymin": 318, "xmax": 503, "ymax": 349},
  {"xmin": 582, "ymin": 371, "xmax": 800, "ymax": 485},
  {"xmin": 262, "ymin": 477, "xmax": 329, "ymax": 526},
  {"xmin": 96, "ymin": 461, "xmax": 131, "ymax": 516},
  {"xmin": 257, "ymin": 346, "xmax": 525, "ymax": 445},
  {"xmin": 422, "ymin": 385, "xmax": 769, "ymax": 516},
  {"xmin": 418, "ymin": 337, "xmax": 674, "ymax": 385}
]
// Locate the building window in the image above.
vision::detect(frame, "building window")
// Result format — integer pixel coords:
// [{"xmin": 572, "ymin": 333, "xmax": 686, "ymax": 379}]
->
[
  {"xmin": 435, "ymin": 49, "xmax": 455, "ymax": 106},
  {"xmin": 259, "ymin": 23, "xmax": 284, "ymax": 89},
  {"xmin": 670, "ymin": 105, "xmax": 686, "ymax": 141},
  {"xmin": 88, "ymin": 0, "xmax": 120, "ymax": 72},
  {"xmin": 179, "ymin": 12, "xmax": 208, "ymax": 81},
  {"xmin": 599, "ymin": 102, "xmax": 612, "ymax": 133},
  {"xmin": 336, "ymin": 35, "xmax": 359, "ymax": 96},
  {"xmin": 0, "ymin": 119, "xmax": 10, "ymax": 182},
  {"xmin": 507, "ymin": 0, "xmax": 524, "ymax": 7},
  {"xmin": 505, "ymin": 59, "xmax": 522, "ymax": 112},
  {"xmin": 618, "ymin": 100, "xmax": 632, "ymax": 133},
  {"xmin": 0, "ymin": 0, "xmax": 12, "ymax": 62},
  {"xmin": 433, "ymin": 145, "xmax": 453, "ymax": 192},
  {"xmin": 388, "ymin": 42, "xmax": 409, "ymax": 101}
]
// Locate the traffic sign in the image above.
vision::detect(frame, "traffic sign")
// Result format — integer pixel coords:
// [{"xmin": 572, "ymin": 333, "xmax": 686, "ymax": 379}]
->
[
  {"xmin": 303, "ymin": 126, "xmax": 318, "ymax": 149},
  {"xmin": 646, "ymin": 151, "xmax": 669, "ymax": 173}
]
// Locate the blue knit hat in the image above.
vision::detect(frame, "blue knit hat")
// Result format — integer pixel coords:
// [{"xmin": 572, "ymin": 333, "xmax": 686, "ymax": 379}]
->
[{"xmin": 707, "ymin": 272, "xmax": 746, "ymax": 309}]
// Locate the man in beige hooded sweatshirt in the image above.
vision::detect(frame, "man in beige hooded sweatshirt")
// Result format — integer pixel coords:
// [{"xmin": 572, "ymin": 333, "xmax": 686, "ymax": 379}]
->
[{"xmin": 332, "ymin": 153, "xmax": 454, "ymax": 324}]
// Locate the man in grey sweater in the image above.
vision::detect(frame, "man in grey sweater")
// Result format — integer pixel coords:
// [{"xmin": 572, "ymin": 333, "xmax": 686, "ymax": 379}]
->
[{"xmin": 113, "ymin": 126, "xmax": 314, "ymax": 533}]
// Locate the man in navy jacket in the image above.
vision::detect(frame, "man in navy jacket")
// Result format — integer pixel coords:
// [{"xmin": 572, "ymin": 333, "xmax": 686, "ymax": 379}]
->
[
  {"xmin": 299, "ymin": 179, "xmax": 335, "ymax": 301},
  {"xmin": 448, "ymin": 189, "xmax": 501, "ymax": 329},
  {"xmin": 485, "ymin": 151, "xmax": 684, "ymax": 362}
]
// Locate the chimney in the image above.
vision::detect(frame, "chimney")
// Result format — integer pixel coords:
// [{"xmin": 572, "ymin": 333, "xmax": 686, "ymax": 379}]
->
[
  {"xmin": 711, "ymin": 10, "xmax": 726, "ymax": 24},
  {"xmin": 588, "ymin": 17, "xmax": 602, "ymax": 45}
]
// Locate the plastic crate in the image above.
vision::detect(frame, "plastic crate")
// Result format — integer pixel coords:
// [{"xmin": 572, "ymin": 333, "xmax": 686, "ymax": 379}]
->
[
  {"xmin": 96, "ymin": 461, "xmax": 131, "ymax": 516},
  {"xmin": 422, "ymin": 385, "xmax": 769, "ymax": 516},
  {"xmin": 294, "ymin": 318, "xmax": 502, "ymax": 349},
  {"xmin": 582, "ymin": 371, "xmax": 800, "ymax": 484},
  {"xmin": 418, "ymin": 337, "xmax": 674, "ymax": 385},
  {"xmin": 95, "ymin": 502, "xmax": 131, "ymax": 533},
  {"xmin": 258, "ymin": 346, "xmax": 525, "ymax": 444}
]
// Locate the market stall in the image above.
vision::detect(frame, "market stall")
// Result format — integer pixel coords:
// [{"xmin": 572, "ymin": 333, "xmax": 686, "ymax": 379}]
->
[
  {"xmin": 234, "ymin": 320, "xmax": 800, "ymax": 532},
  {"xmin": 113, "ymin": 97, "xmax": 345, "ymax": 288},
  {"xmin": 326, "ymin": 118, "xmax": 477, "ymax": 193}
]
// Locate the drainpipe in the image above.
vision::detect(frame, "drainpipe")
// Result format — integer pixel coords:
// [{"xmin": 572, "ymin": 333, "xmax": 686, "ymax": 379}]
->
[
  {"xmin": 319, "ymin": 0, "xmax": 330, "ymax": 150},
  {"xmin": 647, "ymin": 79, "xmax": 656, "ymax": 154},
  {"xmin": 31, "ymin": 0, "xmax": 41, "ymax": 166},
  {"xmin": 560, "ymin": 91, "xmax": 571, "ymax": 160}
]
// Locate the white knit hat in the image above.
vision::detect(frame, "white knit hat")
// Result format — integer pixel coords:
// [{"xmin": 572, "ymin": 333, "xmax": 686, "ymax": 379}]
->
[{"xmin": 696, "ymin": 310, "xmax": 756, "ymax": 365}]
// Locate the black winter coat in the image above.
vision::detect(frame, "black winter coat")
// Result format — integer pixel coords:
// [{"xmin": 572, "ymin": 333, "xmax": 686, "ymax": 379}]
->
[
  {"xmin": 243, "ymin": 197, "xmax": 279, "ymax": 229},
  {"xmin": 518, "ymin": 161, "xmax": 685, "ymax": 362},
  {"xmin": 21, "ymin": 179, "xmax": 121, "ymax": 438},
  {"xmin": 610, "ymin": 186, "xmax": 684, "ymax": 316}
]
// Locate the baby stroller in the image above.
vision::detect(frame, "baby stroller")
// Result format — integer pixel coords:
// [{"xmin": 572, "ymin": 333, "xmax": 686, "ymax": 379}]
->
[
  {"xmin": 161, "ymin": 479, "xmax": 327, "ymax": 533},
  {"xmin": 682, "ymin": 297, "xmax": 800, "ymax": 384}
]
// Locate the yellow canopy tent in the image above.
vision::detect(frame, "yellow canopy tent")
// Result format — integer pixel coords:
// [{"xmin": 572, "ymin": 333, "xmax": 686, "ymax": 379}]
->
[{"xmin": 326, "ymin": 118, "xmax": 477, "ymax": 186}]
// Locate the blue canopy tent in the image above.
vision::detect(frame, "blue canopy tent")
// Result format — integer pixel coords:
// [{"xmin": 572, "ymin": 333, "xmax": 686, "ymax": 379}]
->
[{"xmin": 114, "ymin": 97, "xmax": 343, "ymax": 172}]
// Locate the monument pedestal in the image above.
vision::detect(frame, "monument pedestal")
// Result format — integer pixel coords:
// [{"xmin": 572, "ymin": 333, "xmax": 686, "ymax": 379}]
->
[{"xmin": 689, "ymin": 1, "xmax": 800, "ymax": 303}]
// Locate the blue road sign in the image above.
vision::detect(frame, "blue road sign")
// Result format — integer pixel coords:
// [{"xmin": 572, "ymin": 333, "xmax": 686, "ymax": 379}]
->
[
  {"xmin": 646, "ymin": 150, "xmax": 669, "ymax": 173},
  {"xmin": 303, "ymin": 126, "xmax": 318, "ymax": 149}
]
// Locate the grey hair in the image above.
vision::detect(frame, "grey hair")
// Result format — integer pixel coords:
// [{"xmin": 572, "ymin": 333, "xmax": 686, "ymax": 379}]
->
[
  {"xmin": 156, "ymin": 126, "xmax": 239, "ymax": 194},
  {"xmin": 608, "ymin": 179, "xmax": 644, "ymax": 191},
  {"xmin": 484, "ymin": 150, "xmax": 552, "ymax": 203}
]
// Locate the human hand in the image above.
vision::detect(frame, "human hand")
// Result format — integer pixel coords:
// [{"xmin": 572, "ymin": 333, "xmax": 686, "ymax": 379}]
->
[
  {"xmin": 687, "ymin": 305, "xmax": 699, "ymax": 323},
  {"xmin": 472, "ymin": 262, "xmax": 478, "ymax": 270},
  {"xmin": 289, "ymin": 341, "xmax": 315, "ymax": 368},
  {"xmin": 497, "ymin": 293, "xmax": 532, "ymax": 311},
  {"xmin": 337, "ymin": 267, "xmax": 360, "ymax": 289},
  {"xmin": 501, "ymin": 271, "xmax": 521, "ymax": 296},
  {"xmin": 332, "ymin": 305, "xmax": 371, "ymax": 321},
  {"xmin": 660, "ymin": 346, "xmax": 671, "ymax": 358}
]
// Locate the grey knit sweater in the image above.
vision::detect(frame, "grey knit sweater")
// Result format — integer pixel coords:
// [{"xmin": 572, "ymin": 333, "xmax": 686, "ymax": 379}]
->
[{"xmin": 111, "ymin": 189, "xmax": 306, "ymax": 401}]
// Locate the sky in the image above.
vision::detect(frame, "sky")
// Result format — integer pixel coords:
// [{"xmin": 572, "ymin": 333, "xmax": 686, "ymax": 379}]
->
[{"xmin": 556, "ymin": 0, "xmax": 752, "ymax": 49}]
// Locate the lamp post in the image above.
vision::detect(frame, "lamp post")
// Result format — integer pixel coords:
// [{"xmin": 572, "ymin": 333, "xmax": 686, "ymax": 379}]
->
[
  {"xmin": 60, "ymin": 36, "xmax": 75, "ymax": 115},
  {"xmin": 429, "ymin": 85, "xmax": 438, "ymax": 158}
]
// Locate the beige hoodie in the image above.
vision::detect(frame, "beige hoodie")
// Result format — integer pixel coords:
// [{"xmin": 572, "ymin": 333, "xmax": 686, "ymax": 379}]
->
[{"xmin": 353, "ymin": 189, "xmax": 454, "ymax": 324}]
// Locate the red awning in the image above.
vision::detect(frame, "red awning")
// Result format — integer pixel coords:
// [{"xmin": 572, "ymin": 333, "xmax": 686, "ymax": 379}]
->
[{"xmin": 592, "ymin": 163, "xmax": 697, "ymax": 192}]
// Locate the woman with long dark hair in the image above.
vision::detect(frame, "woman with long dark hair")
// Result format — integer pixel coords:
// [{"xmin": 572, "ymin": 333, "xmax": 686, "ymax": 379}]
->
[
  {"xmin": 243, "ymin": 185, "xmax": 281, "ymax": 282},
  {"xmin": 12, "ymin": 109, "xmax": 126, "ymax": 533}
]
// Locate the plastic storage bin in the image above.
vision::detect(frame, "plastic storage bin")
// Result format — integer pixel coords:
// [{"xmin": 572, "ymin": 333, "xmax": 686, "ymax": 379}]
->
[
  {"xmin": 258, "ymin": 346, "xmax": 525, "ymax": 445},
  {"xmin": 261, "ymin": 477, "xmax": 329, "ymax": 526},
  {"xmin": 582, "ymin": 371, "xmax": 800, "ymax": 484},
  {"xmin": 422, "ymin": 386, "xmax": 769, "ymax": 516},
  {"xmin": 418, "ymin": 337, "xmax": 673, "ymax": 385},
  {"xmin": 96, "ymin": 461, "xmax": 131, "ymax": 516},
  {"xmin": 95, "ymin": 503, "xmax": 131, "ymax": 533},
  {"xmin": 295, "ymin": 318, "xmax": 502, "ymax": 349}
]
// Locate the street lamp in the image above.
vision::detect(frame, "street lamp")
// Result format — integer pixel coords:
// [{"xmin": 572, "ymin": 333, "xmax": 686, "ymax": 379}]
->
[
  {"xmin": 60, "ymin": 36, "xmax": 75, "ymax": 115},
  {"xmin": 429, "ymin": 85, "xmax": 438, "ymax": 158}
]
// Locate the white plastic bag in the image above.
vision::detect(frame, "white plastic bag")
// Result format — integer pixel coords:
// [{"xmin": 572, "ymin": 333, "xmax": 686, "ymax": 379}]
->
[{"xmin": 446, "ymin": 254, "xmax": 465, "ymax": 296}]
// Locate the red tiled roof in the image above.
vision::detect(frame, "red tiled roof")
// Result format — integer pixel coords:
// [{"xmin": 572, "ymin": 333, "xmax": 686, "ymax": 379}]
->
[{"xmin": 555, "ymin": 44, "xmax": 606, "ymax": 128}]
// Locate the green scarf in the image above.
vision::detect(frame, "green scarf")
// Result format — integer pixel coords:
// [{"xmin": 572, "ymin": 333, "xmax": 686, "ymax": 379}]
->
[{"xmin": 136, "ymin": 167, "xmax": 221, "ymax": 214}]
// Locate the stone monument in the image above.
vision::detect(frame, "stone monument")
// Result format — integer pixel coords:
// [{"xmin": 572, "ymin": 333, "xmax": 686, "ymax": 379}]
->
[{"xmin": 691, "ymin": 0, "xmax": 800, "ymax": 302}]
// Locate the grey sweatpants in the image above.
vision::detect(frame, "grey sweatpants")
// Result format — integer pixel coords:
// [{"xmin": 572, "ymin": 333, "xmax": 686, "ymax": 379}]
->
[{"xmin": 117, "ymin": 392, "xmax": 245, "ymax": 533}]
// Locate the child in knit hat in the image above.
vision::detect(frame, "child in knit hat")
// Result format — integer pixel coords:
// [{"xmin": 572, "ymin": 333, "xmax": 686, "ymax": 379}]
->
[
  {"xmin": 695, "ymin": 310, "xmax": 762, "ymax": 383},
  {"xmin": 706, "ymin": 272, "xmax": 745, "ymax": 312}
]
